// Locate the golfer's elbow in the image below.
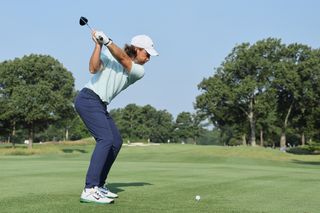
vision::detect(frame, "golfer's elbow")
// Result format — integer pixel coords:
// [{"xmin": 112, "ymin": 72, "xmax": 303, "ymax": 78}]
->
[
  {"xmin": 89, "ymin": 66, "xmax": 97, "ymax": 74},
  {"xmin": 89, "ymin": 63, "xmax": 101, "ymax": 74}
]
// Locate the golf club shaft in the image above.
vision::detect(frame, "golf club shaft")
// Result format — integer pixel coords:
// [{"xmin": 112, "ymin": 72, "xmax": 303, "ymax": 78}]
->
[
  {"xmin": 79, "ymin": 16, "xmax": 103, "ymax": 42},
  {"xmin": 86, "ymin": 23, "xmax": 94, "ymax": 32},
  {"xmin": 85, "ymin": 24, "xmax": 103, "ymax": 42}
]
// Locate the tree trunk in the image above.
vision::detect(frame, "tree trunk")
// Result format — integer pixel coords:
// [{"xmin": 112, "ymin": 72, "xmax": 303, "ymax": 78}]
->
[
  {"xmin": 280, "ymin": 132, "xmax": 286, "ymax": 148},
  {"xmin": 220, "ymin": 129, "xmax": 226, "ymax": 146},
  {"xmin": 248, "ymin": 98, "xmax": 256, "ymax": 146},
  {"xmin": 65, "ymin": 128, "xmax": 69, "ymax": 141},
  {"xmin": 242, "ymin": 134, "xmax": 246, "ymax": 146},
  {"xmin": 28, "ymin": 123, "xmax": 34, "ymax": 149},
  {"xmin": 301, "ymin": 132, "xmax": 305, "ymax": 146},
  {"xmin": 11, "ymin": 121, "xmax": 16, "ymax": 148},
  {"xmin": 260, "ymin": 129, "xmax": 264, "ymax": 147},
  {"xmin": 280, "ymin": 103, "xmax": 293, "ymax": 148}
]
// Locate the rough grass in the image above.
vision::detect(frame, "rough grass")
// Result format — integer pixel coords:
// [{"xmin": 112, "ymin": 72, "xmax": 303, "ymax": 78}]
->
[
  {"xmin": 0, "ymin": 138, "xmax": 95, "ymax": 155},
  {"xmin": 0, "ymin": 142, "xmax": 319, "ymax": 213}
]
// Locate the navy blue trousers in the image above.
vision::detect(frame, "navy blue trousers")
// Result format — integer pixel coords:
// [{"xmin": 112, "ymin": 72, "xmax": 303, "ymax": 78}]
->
[{"xmin": 75, "ymin": 88, "xmax": 122, "ymax": 188}]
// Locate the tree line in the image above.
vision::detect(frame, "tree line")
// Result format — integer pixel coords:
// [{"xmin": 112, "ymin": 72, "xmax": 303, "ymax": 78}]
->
[
  {"xmin": 109, "ymin": 104, "xmax": 205, "ymax": 143},
  {"xmin": 195, "ymin": 38, "xmax": 320, "ymax": 147},
  {"xmin": 1, "ymin": 38, "xmax": 320, "ymax": 148},
  {"xmin": 0, "ymin": 54, "xmax": 75, "ymax": 148},
  {"xmin": 0, "ymin": 54, "xmax": 211, "ymax": 147}
]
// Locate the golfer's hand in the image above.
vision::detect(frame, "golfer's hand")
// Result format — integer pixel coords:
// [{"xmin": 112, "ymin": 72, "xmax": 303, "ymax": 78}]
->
[{"xmin": 94, "ymin": 31, "xmax": 112, "ymax": 46}]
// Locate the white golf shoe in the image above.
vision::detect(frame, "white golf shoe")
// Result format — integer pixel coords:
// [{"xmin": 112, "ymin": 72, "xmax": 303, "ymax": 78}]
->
[
  {"xmin": 99, "ymin": 185, "xmax": 118, "ymax": 198},
  {"xmin": 80, "ymin": 186, "xmax": 114, "ymax": 204}
]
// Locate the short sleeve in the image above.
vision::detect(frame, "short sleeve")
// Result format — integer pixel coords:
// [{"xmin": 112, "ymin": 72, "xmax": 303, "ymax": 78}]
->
[
  {"xmin": 128, "ymin": 62, "xmax": 145, "ymax": 83},
  {"xmin": 99, "ymin": 50, "xmax": 113, "ymax": 70}
]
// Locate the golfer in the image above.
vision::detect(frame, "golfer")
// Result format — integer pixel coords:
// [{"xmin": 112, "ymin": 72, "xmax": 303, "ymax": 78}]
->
[{"xmin": 75, "ymin": 30, "xmax": 158, "ymax": 204}]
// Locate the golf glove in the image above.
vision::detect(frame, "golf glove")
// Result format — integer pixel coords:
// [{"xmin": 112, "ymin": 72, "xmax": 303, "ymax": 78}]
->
[{"xmin": 95, "ymin": 31, "xmax": 112, "ymax": 46}]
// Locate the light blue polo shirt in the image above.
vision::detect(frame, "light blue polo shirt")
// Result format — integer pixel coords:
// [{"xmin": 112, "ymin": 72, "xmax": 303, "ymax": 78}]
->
[{"xmin": 85, "ymin": 49, "xmax": 145, "ymax": 104}]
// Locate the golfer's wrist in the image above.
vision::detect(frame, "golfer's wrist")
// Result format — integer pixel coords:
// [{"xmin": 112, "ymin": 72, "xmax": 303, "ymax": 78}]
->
[
  {"xmin": 105, "ymin": 38, "xmax": 113, "ymax": 46},
  {"xmin": 95, "ymin": 42, "xmax": 103, "ymax": 49}
]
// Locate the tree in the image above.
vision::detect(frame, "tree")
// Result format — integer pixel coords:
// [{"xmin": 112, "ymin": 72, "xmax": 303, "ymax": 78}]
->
[
  {"xmin": 196, "ymin": 73, "xmax": 244, "ymax": 145},
  {"xmin": 174, "ymin": 112, "xmax": 204, "ymax": 144},
  {"xmin": 110, "ymin": 104, "xmax": 174, "ymax": 143},
  {"xmin": 271, "ymin": 44, "xmax": 320, "ymax": 147},
  {"xmin": 0, "ymin": 54, "xmax": 75, "ymax": 148},
  {"xmin": 197, "ymin": 128, "xmax": 222, "ymax": 145},
  {"xmin": 255, "ymin": 89, "xmax": 279, "ymax": 147},
  {"xmin": 117, "ymin": 104, "xmax": 142, "ymax": 141},
  {"xmin": 137, "ymin": 105, "xmax": 158, "ymax": 140},
  {"xmin": 68, "ymin": 115, "xmax": 91, "ymax": 140},
  {"xmin": 175, "ymin": 112, "xmax": 193, "ymax": 143},
  {"xmin": 149, "ymin": 110, "xmax": 174, "ymax": 143},
  {"xmin": 293, "ymin": 47, "xmax": 320, "ymax": 145},
  {"xmin": 196, "ymin": 38, "xmax": 320, "ymax": 148},
  {"xmin": 196, "ymin": 38, "xmax": 284, "ymax": 146},
  {"xmin": 0, "ymin": 60, "xmax": 21, "ymax": 146}
]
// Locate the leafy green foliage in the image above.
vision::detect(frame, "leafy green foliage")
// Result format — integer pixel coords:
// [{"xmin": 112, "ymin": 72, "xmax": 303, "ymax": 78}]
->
[
  {"xmin": 0, "ymin": 54, "xmax": 75, "ymax": 147},
  {"xmin": 110, "ymin": 104, "xmax": 176, "ymax": 143},
  {"xmin": 196, "ymin": 38, "xmax": 320, "ymax": 147}
]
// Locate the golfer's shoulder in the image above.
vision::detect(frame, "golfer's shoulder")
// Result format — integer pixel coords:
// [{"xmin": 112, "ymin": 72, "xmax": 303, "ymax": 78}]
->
[{"xmin": 129, "ymin": 62, "xmax": 144, "ymax": 79}]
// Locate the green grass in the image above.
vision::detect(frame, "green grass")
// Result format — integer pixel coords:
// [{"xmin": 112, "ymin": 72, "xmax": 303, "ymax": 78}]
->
[{"xmin": 0, "ymin": 143, "xmax": 319, "ymax": 213}]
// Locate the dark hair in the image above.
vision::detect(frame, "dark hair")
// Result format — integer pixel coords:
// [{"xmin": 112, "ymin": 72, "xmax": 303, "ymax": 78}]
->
[{"xmin": 124, "ymin": 44, "xmax": 137, "ymax": 59}]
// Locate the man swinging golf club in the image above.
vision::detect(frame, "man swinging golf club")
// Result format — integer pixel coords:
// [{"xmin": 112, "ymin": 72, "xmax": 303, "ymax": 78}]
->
[{"xmin": 75, "ymin": 25, "xmax": 158, "ymax": 204}]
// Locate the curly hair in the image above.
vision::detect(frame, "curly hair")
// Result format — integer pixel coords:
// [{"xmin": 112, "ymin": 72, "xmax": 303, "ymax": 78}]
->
[{"xmin": 124, "ymin": 44, "xmax": 137, "ymax": 59}]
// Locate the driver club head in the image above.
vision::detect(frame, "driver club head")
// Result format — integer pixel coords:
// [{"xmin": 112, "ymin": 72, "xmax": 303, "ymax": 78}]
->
[
  {"xmin": 79, "ymin": 16, "xmax": 104, "ymax": 42},
  {"xmin": 79, "ymin": 16, "xmax": 93, "ymax": 32},
  {"xmin": 79, "ymin": 16, "xmax": 88, "ymax": 26}
]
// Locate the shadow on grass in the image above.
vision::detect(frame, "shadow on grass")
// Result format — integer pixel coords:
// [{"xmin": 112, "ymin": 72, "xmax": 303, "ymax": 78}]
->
[
  {"xmin": 61, "ymin": 148, "xmax": 88, "ymax": 154},
  {"xmin": 292, "ymin": 160, "xmax": 320, "ymax": 166},
  {"xmin": 108, "ymin": 182, "xmax": 153, "ymax": 193}
]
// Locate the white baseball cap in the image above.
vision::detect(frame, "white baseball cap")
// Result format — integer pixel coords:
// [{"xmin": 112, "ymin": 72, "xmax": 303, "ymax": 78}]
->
[{"xmin": 131, "ymin": 35, "xmax": 159, "ymax": 56}]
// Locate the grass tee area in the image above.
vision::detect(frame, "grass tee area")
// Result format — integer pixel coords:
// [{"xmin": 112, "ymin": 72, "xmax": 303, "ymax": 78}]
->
[{"xmin": 0, "ymin": 141, "xmax": 319, "ymax": 213}]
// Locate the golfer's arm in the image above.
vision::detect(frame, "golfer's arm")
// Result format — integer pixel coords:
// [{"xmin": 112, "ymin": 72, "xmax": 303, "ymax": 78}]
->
[
  {"xmin": 107, "ymin": 43, "xmax": 132, "ymax": 72},
  {"xmin": 89, "ymin": 44, "xmax": 103, "ymax": 74}
]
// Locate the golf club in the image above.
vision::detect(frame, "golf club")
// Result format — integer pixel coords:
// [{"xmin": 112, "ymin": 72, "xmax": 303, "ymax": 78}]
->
[
  {"xmin": 79, "ymin": 16, "xmax": 103, "ymax": 42},
  {"xmin": 79, "ymin": 16, "xmax": 93, "ymax": 32}
]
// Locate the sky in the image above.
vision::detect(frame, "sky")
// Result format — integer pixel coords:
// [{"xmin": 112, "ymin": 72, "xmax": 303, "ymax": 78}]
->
[{"xmin": 1, "ymin": 0, "xmax": 320, "ymax": 118}]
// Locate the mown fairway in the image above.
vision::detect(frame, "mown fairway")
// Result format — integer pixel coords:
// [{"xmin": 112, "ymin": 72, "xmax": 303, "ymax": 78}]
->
[{"xmin": 0, "ymin": 143, "xmax": 319, "ymax": 213}]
